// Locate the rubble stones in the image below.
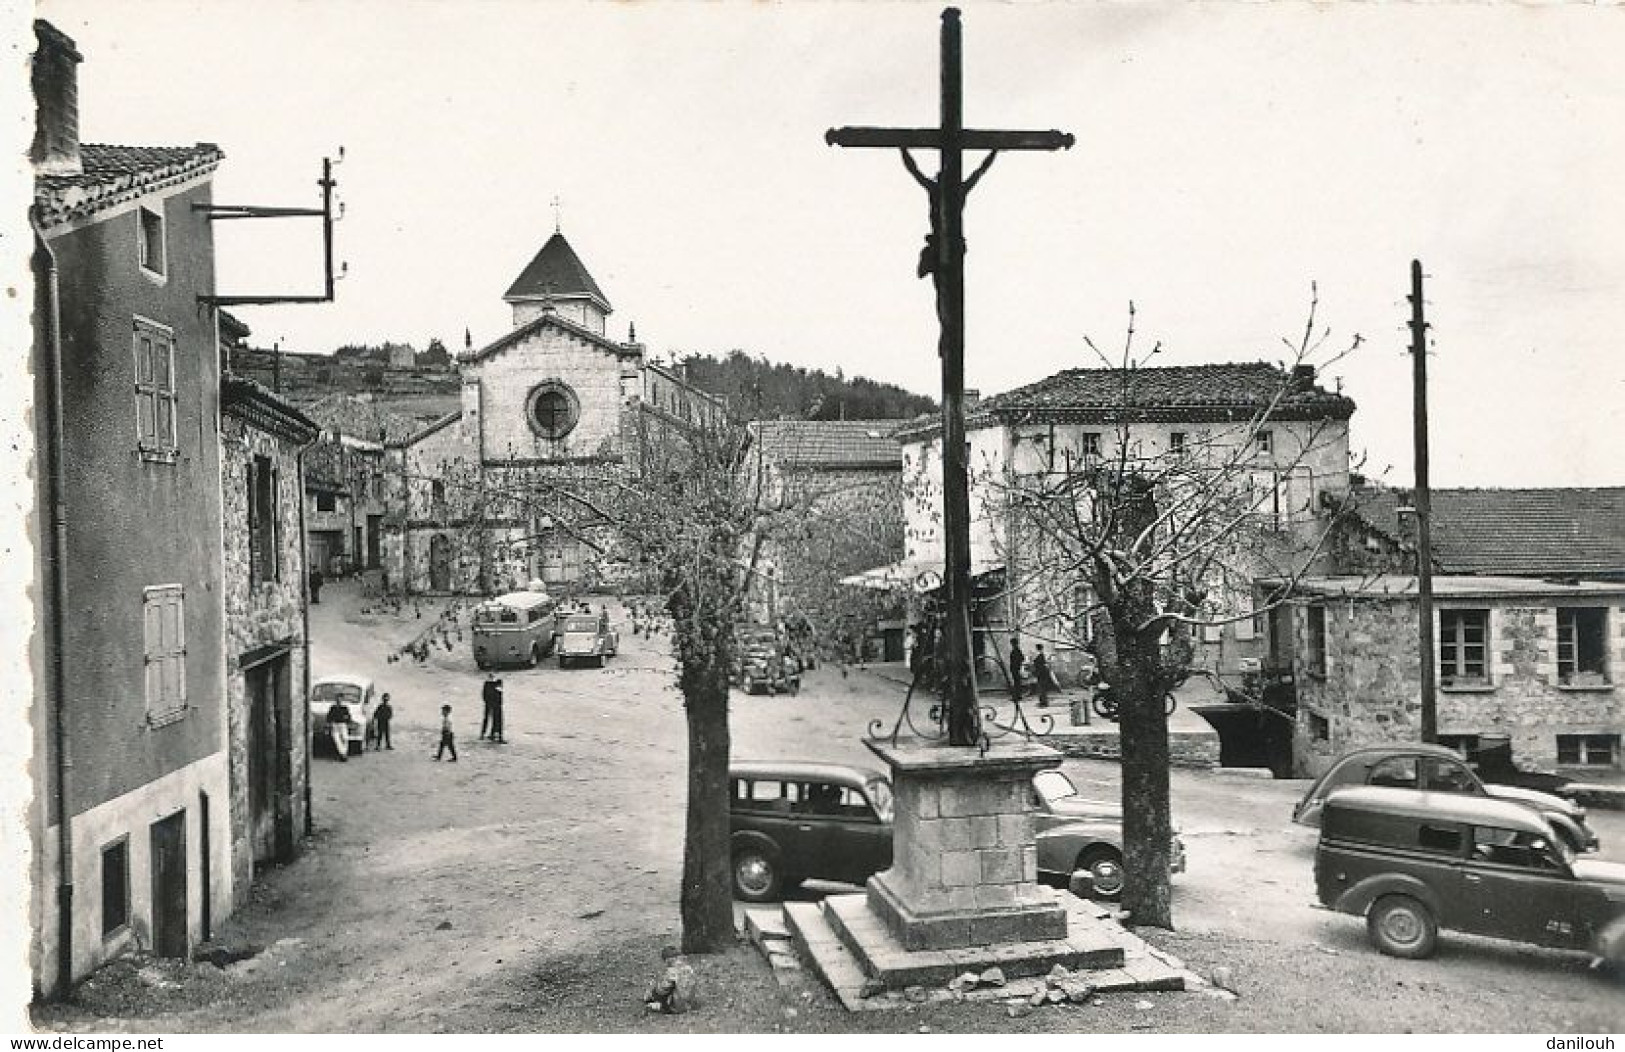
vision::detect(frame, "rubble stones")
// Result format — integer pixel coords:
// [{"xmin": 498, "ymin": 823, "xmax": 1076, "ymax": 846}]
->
[
  {"xmin": 979, "ymin": 966, "xmax": 1007, "ymax": 987},
  {"xmin": 645, "ymin": 957, "xmax": 698, "ymax": 1014}
]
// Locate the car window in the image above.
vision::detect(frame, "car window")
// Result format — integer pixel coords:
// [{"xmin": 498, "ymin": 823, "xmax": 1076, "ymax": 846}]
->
[
  {"xmin": 733, "ymin": 779, "xmax": 792, "ymax": 814},
  {"xmin": 1416, "ymin": 823, "xmax": 1464, "ymax": 854},
  {"xmin": 1368, "ymin": 756, "xmax": 1418, "ymax": 789},
  {"xmin": 1421, "ymin": 758, "xmax": 1478, "ymax": 794},
  {"xmin": 1471, "ymin": 826, "xmax": 1566, "ymax": 870},
  {"xmin": 562, "ymin": 617, "xmax": 597, "ymax": 632},
  {"xmin": 312, "ymin": 684, "xmax": 362, "ymax": 706},
  {"xmin": 1034, "ymin": 770, "xmax": 1078, "ymax": 806},
  {"xmin": 867, "ymin": 779, "xmax": 894, "ymax": 823}
]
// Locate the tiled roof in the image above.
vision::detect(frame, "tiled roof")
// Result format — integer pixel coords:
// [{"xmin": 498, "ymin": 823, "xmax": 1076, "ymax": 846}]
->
[
  {"xmin": 1349, "ymin": 484, "xmax": 1625, "ymax": 578},
  {"xmin": 221, "ymin": 375, "xmax": 320, "ymax": 444},
  {"xmin": 35, "ymin": 143, "xmax": 224, "ymax": 228},
  {"xmin": 896, "ymin": 362, "xmax": 1354, "ymax": 439},
  {"xmin": 301, "ymin": 393, "xmax": 424, "ymax": 446},
  {"xmin": 503, "ymin": 232, "xmax": 612, "ymax": 311},
  {"xmin": 392, "ymin": 410, "xmax": 463, "ymax": 449},
  {"xmin": 750, "ymin": 420, "xmax": 904, "ymax": 469}
]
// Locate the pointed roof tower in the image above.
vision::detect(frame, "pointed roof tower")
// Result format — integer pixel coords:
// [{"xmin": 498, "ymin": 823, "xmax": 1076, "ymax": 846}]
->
[{"xmin": 503, "ymin": 231, "xmax": 613, "ymax": 334}]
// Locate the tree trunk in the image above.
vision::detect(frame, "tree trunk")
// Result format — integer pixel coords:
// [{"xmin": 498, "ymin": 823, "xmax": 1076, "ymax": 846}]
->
[
  {"xmin": 1114, "ymin": 614, "xmax": 1175, "ymax": 929},
  {"xmin": 679, "ymin": 662, "xmax": 735, "ymax": 954}
]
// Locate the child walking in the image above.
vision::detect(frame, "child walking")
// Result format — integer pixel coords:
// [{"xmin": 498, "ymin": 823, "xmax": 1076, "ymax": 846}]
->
[{"xmin": 434, "ymin": 703, "xmax": 458, "ymax": 761}]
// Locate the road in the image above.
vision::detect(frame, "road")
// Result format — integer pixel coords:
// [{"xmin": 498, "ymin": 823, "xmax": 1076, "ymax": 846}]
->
[{"xmin": 37, "ymin": 580, "xmax": 1625, "ymax": 1032}]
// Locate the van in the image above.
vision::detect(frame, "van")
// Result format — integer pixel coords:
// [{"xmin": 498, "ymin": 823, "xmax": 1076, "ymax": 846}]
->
[
  {"xmin": 471, "ymin": 590, "xmax": 558, "ymax": 669},
  {"xmin": 1315, "ymin": 786, "xmax": 1625, "ymax": 963}
]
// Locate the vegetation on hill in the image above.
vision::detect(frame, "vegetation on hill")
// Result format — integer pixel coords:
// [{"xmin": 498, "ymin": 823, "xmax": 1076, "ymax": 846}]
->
[{"xmin": 675, "ymin": 350, "xmax": 935, "ymax": 420}]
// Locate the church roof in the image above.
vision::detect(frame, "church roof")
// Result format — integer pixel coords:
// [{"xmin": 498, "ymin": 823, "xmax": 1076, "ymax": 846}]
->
[
  {"xmin": 461, "ymin": 310, "xmax": 641, "ymax": 367},
  {"xmin": 503, "ymin": 232, "xmax": 612, "ymax": 313}
]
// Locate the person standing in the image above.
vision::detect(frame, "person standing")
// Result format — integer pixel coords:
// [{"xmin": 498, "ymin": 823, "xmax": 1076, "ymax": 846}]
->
[
  {"xmin": 435, "ymin": 704, "xmax": 458, "ymax": 761},
  {"xmin": 326, "ymin": 697, "xmax": 352, "ymax": 762},
  {"xmin": 373, "ymin": 693, "xmax": 394, "ymax": 750},
  {"xmin": 1032, "ymin": 644, "xmax": 1053, "ymax": 708},
  {"xmin": 481, "ymin": 672, "xmax": 503, "ymax": 740},
  {"xmin": 1008, "ymin": 636, "xmax": 1026, "ymax": 702},
  {"xmin": 490, "ymin": 680, "xmax": 506, "ymax": 744}
]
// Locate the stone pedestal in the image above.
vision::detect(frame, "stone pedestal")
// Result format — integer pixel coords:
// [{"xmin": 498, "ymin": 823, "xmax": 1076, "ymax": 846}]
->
[{"xmin": 865, "ymin": 737, "xmax": 1068, "ymax": 951}]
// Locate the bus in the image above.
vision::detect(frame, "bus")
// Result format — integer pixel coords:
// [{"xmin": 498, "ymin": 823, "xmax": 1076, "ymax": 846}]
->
[{"xmin": 471, "ymin": 590, "xmax": 559, "ymax": 669}]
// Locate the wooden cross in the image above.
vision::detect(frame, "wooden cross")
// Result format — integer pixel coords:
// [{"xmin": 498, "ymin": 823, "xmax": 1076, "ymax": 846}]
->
[{"xmin": 827, "ymin": 7, "xmax": 1072, "ymax": 747}]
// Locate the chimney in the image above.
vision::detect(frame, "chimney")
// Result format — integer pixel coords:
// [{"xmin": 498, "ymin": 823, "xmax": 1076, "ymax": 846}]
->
[
  {"xmin": 1290, "ymin": 364, "xmax": 1316, "ymax": 392},
  {"xmin": 31, "ymin": 21, "xmax": 83, "ymax": 177}
]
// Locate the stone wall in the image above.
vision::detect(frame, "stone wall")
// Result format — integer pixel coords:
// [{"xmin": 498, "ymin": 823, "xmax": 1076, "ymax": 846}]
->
[
  {"xmin": 1293, "ymin": 595, "xmax": 1625, "ymax": 777},
  {"xmin": 220, "ymin": 415, "xmax": 309, "ymax": 905}
]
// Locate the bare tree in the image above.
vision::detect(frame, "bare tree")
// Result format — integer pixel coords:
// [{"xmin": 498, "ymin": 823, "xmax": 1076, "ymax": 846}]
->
[{"xmin": 980, "ymin": 292, "xmax": 1362, "ymax": 928}]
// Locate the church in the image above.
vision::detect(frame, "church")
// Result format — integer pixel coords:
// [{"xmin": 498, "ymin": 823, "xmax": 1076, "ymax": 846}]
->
[{"xmin": 382, "ymin": 231, "xmax": 726, "ymax": 594}]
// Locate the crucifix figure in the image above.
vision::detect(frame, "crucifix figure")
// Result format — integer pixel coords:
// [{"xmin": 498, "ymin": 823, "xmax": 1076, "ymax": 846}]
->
[{"xmin": 827, "ymin": 7, "xmax": 1072, "ymax": 747}]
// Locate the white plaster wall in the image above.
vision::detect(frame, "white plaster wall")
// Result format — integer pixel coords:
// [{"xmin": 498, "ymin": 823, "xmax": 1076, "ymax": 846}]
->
[{"xmin": 33, "ymin": 751, "xmax": 231, "ymax": 997}]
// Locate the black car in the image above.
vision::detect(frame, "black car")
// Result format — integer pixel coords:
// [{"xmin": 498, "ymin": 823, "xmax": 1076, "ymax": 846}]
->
[{"xmin": 728, "ymin": 762, "xmax": 894, "ymax": 902}]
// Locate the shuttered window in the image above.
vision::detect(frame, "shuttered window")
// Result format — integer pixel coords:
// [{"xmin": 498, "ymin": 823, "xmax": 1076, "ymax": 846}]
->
[
  {"xmin": 143, "ymin": 585, "xmax": 187, "ymax": 723},
  {"xmin": 248, "ymin": 456, "xmax": 279, "ymax": 584},
  {"xmin": 133, "ymin": 318, "xmax": 178, "ymax": 460}
]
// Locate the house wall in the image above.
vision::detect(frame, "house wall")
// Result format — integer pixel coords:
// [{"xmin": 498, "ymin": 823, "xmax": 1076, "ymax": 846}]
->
[
  {"xmin": 1292, "ymin": 596, "xmax": 1625, "ymax": 777},
  {"xmin": 34, "ymin": 177, "xmax": 232, "ymax": 993},
  {"xmin": 219, "ymin": 414, "xmax": 309, "ymax": 904}
]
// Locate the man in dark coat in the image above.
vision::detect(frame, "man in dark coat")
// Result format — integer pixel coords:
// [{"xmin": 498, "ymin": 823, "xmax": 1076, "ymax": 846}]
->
[
  {"xmin": 481, "ymin": 672, "xmax": 503, "ymax": 741},
  {"xmin": 1008, "ymin": 637, "xmax": 1025, "ymax": 702}
]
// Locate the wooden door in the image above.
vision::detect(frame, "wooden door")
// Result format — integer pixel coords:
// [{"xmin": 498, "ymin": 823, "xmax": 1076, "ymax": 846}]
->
[{"xmin": 150, "ymin": 811, "xmax": 188, "ymax": 958}]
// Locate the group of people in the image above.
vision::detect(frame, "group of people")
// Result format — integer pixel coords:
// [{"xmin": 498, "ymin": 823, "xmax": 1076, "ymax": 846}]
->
[
  {"xmin": 432, "ymin": 671, "xmax": 507, "ymax": 762},
  {"xmin": 324, "ymin": 691, "xmax": 395, "ymax": 761},
  {"xmin": 1005, "ymin": 636, "xmax": 1059, "ymax": 708}
]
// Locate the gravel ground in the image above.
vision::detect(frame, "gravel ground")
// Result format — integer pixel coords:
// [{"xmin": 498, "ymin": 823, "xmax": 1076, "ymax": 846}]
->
[{"xmin": 28, "ymin": 580, "xmax": 1625, "ymax": 1033}]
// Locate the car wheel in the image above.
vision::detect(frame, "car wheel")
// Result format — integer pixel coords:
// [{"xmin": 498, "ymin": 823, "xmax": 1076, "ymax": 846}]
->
[
  {"xmin": 1076, "ymin": 847, "xmax": 1125, "ymax": 901},
  {"xmin": 1367, "ymin": 894, "xmax": 1438, "ymax": 959},
  {"xmin": 348, "ymin": 738, "xmax": 363, "ymax": 758},
  {"xmin": 526, "ymin": 644, "xmax": 539, "ymax": 669},
  {"xmin": 595, "ymin": 655, "xmax": 605, "ymax": 669},
  {"xmin": 732, "ymin": 846, "xmax": 782, "ymax": 902},
  {"xmin": 787, "ymin": 678, "xmax": 800, "ymax": 696}
]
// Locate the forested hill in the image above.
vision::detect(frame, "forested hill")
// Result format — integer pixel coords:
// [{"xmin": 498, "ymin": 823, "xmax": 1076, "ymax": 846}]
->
[{"xmin": 678, "ymin": 350, "xmax": 936, "ymax": 420}]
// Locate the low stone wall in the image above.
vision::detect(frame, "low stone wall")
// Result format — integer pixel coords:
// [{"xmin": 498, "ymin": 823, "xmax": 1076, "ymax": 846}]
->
[{"xmin": 1049, "ymin": 729, "xmax": 1221, "ymax": 769}]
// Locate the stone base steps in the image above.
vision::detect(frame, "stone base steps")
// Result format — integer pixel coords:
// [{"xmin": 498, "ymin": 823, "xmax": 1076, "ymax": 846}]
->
[
  {"xmin": 1049, "ymin": 726, "xmax": 1221, "ymax": 769},
  {"xmin": 779, "ymin": 893, "xmax": 1190, "ymax": 1012}
]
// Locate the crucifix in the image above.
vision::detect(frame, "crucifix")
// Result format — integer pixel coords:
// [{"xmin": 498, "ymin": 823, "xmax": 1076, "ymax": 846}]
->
[{"xmin": 828, "ymin": 7, "xmax": 1072, "ymax": 747}]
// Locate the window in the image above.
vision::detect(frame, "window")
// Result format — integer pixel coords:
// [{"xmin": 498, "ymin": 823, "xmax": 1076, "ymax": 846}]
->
[
  {"xmin": 1168, "ymin": 432, "xmax": 1186, "ymax": 454},
  {"xmin": 1368, "ymin": 756, "xmax": 1418, "ymax": 789},
  {"xmin": 1416, "ymin": 824, "xmax": 1464, "ymax": 855},
  {"xmin": 248, "ymin": 456, "xmax": 279, "ymax": 585},
  {"xmin": 138, "ymin": 205, "xmax": 166, "ymax": 277},
  {"xmin": 143, "ymin": 585, "xmax": 187, "ymax": 724},
  {"xmin": 1471, "ymin": 826, "xmax": 1563, "ymax": 870},
  {"xmin": 1420, "ymin": 757, "xmax": 1477, "ymax": 793},
  {"xmin": 133, "ymin": 318, "xmax": 178, "ymax": 459},
  {"xmin": 315, "ymin": 491, "xmax": 336, "ymax": 513},
  {"xmin": 526, "ymin": 382, "xmax": 579, "ymax": 440},
  {"xmin": 1557, "ymin": 734, "xmax": 1618, "ymax": 767},
  {"xmin": 1556, "ymin": 608, "xmax": 1609, "ymax": 686},
  {"xmin": 1439, "ymin": 609, "xmax": 1489, "ymax": 687},
  {"xmin": 1255, "ymin": 430, "xmax": 1274, "ymax": 455},
  {"xmin": 1305, "ymin": 605, "xmax": 1328, "ymax": 677},
  {"xmin": 1080, "ymin": 432, "xmax": 1102, "ymax": 458},
  {"xmin": 1309, "ymin": 712, "xmax": 1329, "ymax": 741},
  {"xmin": 101, "ymin": 839, "xmax": 129, "ymax": 937},
  {"xmin": 430, "ymin": 480, "xmax": 447, "ymax": 516}
]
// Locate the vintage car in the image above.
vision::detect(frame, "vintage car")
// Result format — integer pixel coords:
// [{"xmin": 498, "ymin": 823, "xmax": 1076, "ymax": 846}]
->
[
  {"xmin": 308, "ymin": 673, "xmax": 377, "ymax": 757},
  {"xmin": 731, "ymin": 625, "xmax": 780, "ymax": 686},
  {"xmin": 727, "ymin": 762, "xmax": 1180, "ymax": 903},
  {"xmin": 1032, "ymin": 768, "xmax": 1186, "ymax": 901},
  {"xmin": 556, "ymin": 611, "xmax": 618, "ymax": 668},
  {"xmin": 1315, "ymin": 786, "xmax": 1625, "ymax": 963},
  {"xmin": 1293, "ymin": 743, "xmax": 1597, "ymax": 854},
  {"xmin": 740, "ymin": 640, "xmax": 802, "ymax": 696}
]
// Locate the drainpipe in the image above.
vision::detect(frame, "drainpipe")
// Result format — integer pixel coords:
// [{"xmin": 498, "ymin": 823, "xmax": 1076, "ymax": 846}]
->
[
  {"xmin": 296, "ymin": 433, "xmax": 317, "ymax": 835},
  {"xmin": 33, "ymin": 213, "xmax": 74, "ymax": 997}
]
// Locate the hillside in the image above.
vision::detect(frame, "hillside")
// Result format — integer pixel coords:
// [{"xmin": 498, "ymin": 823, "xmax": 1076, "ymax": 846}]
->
[{"xmin": 677, "ymin": 350, "xmax": 936, "ymax": 420}]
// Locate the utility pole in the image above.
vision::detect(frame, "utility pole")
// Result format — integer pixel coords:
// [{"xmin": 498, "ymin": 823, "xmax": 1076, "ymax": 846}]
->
[
  {"xmin": 1409, "ymin": 260, "xmax": 1437, "ymax": 743},
  {"xmin": 826, "ymin": 7, "xmax": 1072, "ymax": 746}
]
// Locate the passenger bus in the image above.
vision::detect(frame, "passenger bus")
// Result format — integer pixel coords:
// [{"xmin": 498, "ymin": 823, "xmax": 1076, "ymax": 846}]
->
[{"xmin": 471, "ymin": 590, "xmax": 559, "ymax": 669}]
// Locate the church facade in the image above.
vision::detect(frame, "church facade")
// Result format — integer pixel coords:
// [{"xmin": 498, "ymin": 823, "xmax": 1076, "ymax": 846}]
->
[{"xmin": 383, "ymin": 232, "xmax": 725, "ymax": 595}]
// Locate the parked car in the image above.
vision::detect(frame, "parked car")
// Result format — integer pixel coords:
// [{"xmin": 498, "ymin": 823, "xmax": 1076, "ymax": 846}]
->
[
  {"xmin": 556, "ymin": 611, "xmax": 618, "ymax": 668},
  {"xmin": 308, "ymin": 673, "xmax": 376, "ymax": 757},
  {"xmin": 726, "ymin": 762, "xmax": 1182, "ymax": 903},
  {"xmin": 1032, "ymin": 768, "xmax": 1186, "ymax": 900},
  {"xmin": 731, "ymin": 625, "xmax": 780, "ymax": 686},
  {"xmin": 1292, "ymin": 743, "xmax": 1597, "ymax": 854},
  {"xmin": 1315, "ymin": 786, "xmax": 1625, "ymax": 963}
]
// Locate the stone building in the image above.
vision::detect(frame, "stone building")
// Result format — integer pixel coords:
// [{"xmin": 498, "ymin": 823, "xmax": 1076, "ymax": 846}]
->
[
  {"xmin": 28, "ymin": 21, "xmax": 234, "ymax": 995},
  {"xmin": 383, "ymin": 230, "xmax": 725, "ymax": 594},
  {"xmin": 301, "ymin": 393, "xmax": 419, "ymax": 579},
  {"xmin": 1287, "ymin": 575, "xmax": 1625, "ymax": 778},
  {"xmin": 219, "ymin": 376, "xmax": 320, "ymax": 903},
  {"xmin": 880, "ymin": 363, "xmax": 1357, "ymax": 688}
]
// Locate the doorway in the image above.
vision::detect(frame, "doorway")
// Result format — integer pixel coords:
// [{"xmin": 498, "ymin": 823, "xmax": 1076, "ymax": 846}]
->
[
  {"xmin": 429, "ymin": 533, "xmax": 452, "ymax": 592},
  {"xmin": 246, "ymin": 653, "xmax": 292, "ymax": 865},
  {"xmin": 149, "ymin": 811, "xmax": 188, "ymax": 958}
]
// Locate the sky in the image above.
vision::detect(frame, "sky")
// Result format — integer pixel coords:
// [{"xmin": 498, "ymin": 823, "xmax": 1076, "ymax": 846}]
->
[{"xmin": 30, "ymin": 0, "xmax": 1625, "ymax": 489}]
